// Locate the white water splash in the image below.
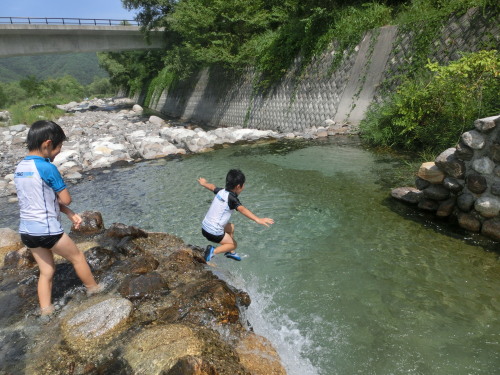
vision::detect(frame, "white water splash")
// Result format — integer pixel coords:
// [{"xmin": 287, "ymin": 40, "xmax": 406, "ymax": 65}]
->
[{"xmin": 223, "ymin": 272, "xmax": 320, "ymax": 375}]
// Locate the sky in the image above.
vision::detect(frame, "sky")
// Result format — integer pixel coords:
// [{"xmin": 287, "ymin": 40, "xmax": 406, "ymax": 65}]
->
[{"xmin": 1, "ymin": 0, "xmax": 137, "ymax": 21}]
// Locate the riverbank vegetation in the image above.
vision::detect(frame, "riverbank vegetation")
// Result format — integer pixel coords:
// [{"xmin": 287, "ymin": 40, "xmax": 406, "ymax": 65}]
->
[
  {"xmin": 360, "ymin": 50, "xmax": 500, "ymax": 153},
  {"xmin": 0, "ymin": 75, "xmax": 115, "ymax": 125},
  {"xmin": 102, "ymin": 0, "xmax": 497, "ymax": 155}
]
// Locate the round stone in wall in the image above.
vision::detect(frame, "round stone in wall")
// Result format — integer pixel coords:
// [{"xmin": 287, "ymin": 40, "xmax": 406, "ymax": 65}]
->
[
  {"xmin": 474, "ymin": 196, "xmax": 500, "ymax": 218},
  {"xmin": 461, "ymin": 130, "xmax": 485, "ymax": 150},
  {"xmin": 415, "ymin": 177, "xmax": 430, "ymax": 190},
  {"xmin": 474, "ymin": 115, "xmax": 500, "ymax": 133},
  {"xmin": 481, "ymin": 217, "xmax": 500, "ymax": 241},
  {"xmin": 457, "ymin": 212, "xmax": 481, "ymax": 232},
  {"xmin": 467, "ymin": 174, "xmax": 488, "ymax": 194},
  {"xmin": 457, "ymin": 193, "xmax": 475, "ymax": 212},
  {"xmin": 489, "ymin": 143, "xmax": 500, "ymax": 163},
  {"xmin": 456, "ymin": 141, "xmax": 474, "ymax": 161},
  {"xmin": 472, "ymin": 157, "xmax": 495, "ymax": 175},
  {"xmin": 435, "ymin": 148, "xmax": 466, "ymax": 178},
  {"xmin": 443, "ymin": 177, "xmax": 464, "ymax": 193},
  {"xmin": 491, "ymin": 182, "xmax": 500, "ymax": 196},
  {"xmin": 423, "ymin": 184, "xmax": 450, "ymax": 201}
]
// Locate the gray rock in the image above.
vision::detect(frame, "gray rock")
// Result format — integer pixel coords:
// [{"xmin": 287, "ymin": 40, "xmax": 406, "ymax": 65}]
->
[
  {"xmin": 391, "ymin": 187, "xmax": 422, "ymax": 204},
  {"xmin": 474, "ymin": 115, "xmax": 500, "ymax": 133},
  {"xmin": 8, "ymin": 124, "xmax": 26, "ymax": 132},
  {"xmin": 457, "ymin": 193, "xmax": 475, "ymax": 212},
  {"xmin": 423, "ymin": 184, "xmax": 450, "ymax": 201},
  {"xmin": 456, "ymin": 141, "xmax": 474, "ymax": 161},
  {"xmin": 474, "ymin": 196, "xmax": 500, "ymax": 218},
  {"xmin": 489, "ymin": 143, "xmax": 500, "ymax": 163},
  {"xmin": 491, "ymin": 182, "xmax": 500, "ymax": 196},
  {"xmin": 415, "ymin": 177, "xmax": 430, "ymax": 190},
  {"xmin": 472, "ymin": 157, "xmax": 495, "ymax": 175},
  {"xmin": 443, "ymin": 177, "xmax": 464, "ymax": 193},
  {"xmin": 461, "ymin": 130, "xmax": 485, "ymax": 149},
  {"xmin": 435, "ymin": 148, "xmax": 466, "ymax": 178}
]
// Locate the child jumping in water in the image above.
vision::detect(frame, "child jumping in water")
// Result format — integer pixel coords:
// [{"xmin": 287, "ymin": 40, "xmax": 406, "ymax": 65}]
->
[
  {"xmin": 198, "ymin": 169, "xmax": 274, "ymax": 261},
  {"xmin": 14, "ymin": 120, "xmax": 100, "ymax": 316}
]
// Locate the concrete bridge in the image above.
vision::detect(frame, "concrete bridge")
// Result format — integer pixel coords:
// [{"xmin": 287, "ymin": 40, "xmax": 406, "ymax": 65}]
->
[{"xmin": 0, "ymin": 20, "xmax": 165, "ymax": 57}]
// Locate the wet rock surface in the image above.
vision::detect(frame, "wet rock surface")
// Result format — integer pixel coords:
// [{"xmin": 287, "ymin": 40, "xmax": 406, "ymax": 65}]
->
[{"xmin": 0, "ymin": 212, "xmax": 286, "ymax": 374}]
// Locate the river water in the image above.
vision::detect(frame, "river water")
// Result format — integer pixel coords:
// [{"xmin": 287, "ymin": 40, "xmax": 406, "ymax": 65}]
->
[{"xmin": 1, "ymin": 137, "xmax": 499, "ymax": 374}]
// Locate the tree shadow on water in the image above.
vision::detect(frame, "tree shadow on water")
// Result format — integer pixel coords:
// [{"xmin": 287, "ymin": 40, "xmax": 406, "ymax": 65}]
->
[{"xmin": 382, "ymin": 196, "xmax": 500, "ymax": 255}]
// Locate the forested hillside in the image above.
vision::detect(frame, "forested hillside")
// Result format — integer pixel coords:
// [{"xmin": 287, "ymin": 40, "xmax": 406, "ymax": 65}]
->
[{"xmin": 0, "ymin": 53, "xmax": 108, "ymax": 85}]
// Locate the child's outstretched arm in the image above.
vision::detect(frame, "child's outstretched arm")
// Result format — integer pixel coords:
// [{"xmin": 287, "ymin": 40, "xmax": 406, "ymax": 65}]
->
[
  {"xmin": 237, "ymin": 205, "xmax": 274, "ymax": 227},
  {"xmin": 197, "ymin": 177, "xmax": 216, "ymax": 192}
]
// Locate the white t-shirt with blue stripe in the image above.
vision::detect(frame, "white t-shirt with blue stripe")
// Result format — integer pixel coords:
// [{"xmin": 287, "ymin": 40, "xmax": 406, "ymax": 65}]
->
[
  {"xmin": 202, "ymin": 187, "xmax": 242, "ymax": 236},
  {"xmin": 14, "ymin": 155, "xmax": 66, "ymax": 235}
]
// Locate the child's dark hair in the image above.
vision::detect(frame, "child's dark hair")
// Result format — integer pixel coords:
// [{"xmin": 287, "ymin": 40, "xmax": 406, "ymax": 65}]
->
[
  {"xmin": 226, "ymin": 169, "xmax": 245, "ymax": 190},
  {"xmin": 27, "ymin": 120, "xmax": 67, "ymax": 151}
]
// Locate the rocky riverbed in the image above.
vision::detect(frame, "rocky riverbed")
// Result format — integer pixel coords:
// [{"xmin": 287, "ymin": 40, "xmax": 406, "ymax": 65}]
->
[
  {"xmin": 0, "ymin": 97, "xmax": 342, "ymax": 199},
  {"xmin": 0, "ymin": 212, "xmax": 286, "ymax": 374}
]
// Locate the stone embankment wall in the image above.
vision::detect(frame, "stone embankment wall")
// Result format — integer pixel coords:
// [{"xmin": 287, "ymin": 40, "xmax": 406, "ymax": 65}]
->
[
  {"xmin": 139, "ymin": 7, "xmax": 498, "ymax": 133},
  {"xmin": 392, "ymin": 115, "xmax": 500, "ymax": 241}
]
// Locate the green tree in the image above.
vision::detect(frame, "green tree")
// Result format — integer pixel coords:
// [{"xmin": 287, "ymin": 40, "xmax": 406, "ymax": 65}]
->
[{"xmin": 19, "ymin": 75, "xmax": 41, "ymax": 97}]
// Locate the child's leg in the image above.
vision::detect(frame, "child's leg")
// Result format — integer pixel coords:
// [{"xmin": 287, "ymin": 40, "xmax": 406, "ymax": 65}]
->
[
  {"xmin": 29, "ymin": 247, "xmax": 56, "ymax": 313},
  {"xmin": 213, "ymin": 223, "xmax": 237, "ymax": 255},
  {"xmin": 50, "ymin": 234, "xmax": 98, "ymax": 290}
]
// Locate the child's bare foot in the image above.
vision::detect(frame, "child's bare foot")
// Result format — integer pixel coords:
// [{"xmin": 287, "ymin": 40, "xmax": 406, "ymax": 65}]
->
[
  {"xmin": 40, "ymin": 304, "xmax": 55, "ymax": 316},
  {"xmin": 86, "ymin": 283, "xmax": 104, "ymax": 296}
]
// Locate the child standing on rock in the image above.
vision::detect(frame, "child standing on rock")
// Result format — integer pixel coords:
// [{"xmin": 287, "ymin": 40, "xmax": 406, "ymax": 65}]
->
[
  {"xmin": 198, "ymin": 169, "xmax": 274, "ymax": 261},
  {"xmin": 14, "ymin": 120, "xmax": 101, "ymax": 316}
]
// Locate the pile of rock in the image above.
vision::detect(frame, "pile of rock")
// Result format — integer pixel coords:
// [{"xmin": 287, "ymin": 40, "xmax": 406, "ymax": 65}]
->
[
  {"xmin": 1, "ymin": 97, "xmax": 337, "ymax": 199},
  {"xmin": 391, "ymin": 114, "xmax": 500, "ymax": 241},
  {"xmin": 0, "ymin": 213, "xmax": 286, "ymax": 374}
]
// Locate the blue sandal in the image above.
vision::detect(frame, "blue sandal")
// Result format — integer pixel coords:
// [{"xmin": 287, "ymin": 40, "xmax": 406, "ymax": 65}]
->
[
  {"xmin": 225, "ymin": 252, "xmax": 241, "ymax": 261},
  {"xmin": 204, "ymin": 245, "xmax": 215, "ymax": 261}
]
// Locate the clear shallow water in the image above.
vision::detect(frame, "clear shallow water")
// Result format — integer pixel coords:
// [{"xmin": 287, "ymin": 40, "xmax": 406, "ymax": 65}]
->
[{"xmin": 1, "ymin": 137, "xmax": 499, "ymax": 374}]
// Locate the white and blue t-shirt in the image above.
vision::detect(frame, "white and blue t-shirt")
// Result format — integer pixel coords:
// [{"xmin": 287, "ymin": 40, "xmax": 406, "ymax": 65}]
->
[
  {"xmin": 14, "ymin": 156, "xmax": 66, "ymax": 235},
  {"xmin": 202, "ymin": 187, "xmax": 242, "ymax": 236}
]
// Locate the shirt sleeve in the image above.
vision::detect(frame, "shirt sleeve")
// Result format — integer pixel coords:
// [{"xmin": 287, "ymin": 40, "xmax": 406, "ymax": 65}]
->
[
  {"xmin": 213, "ymin": 187, "xmax": 222, "ymax": 194},
  {"xmin": 35, "ymin": 159, "xmax": 67, "ymax": 192},
  {"xmin": 228, "ymin": 192, "xmax": 242, "ymax": 210}
]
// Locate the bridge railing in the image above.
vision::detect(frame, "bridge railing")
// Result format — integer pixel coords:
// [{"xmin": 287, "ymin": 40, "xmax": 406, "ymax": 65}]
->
[{"xmin": 0, "ymin": 17, "xmax": 138, "ymax": 26}]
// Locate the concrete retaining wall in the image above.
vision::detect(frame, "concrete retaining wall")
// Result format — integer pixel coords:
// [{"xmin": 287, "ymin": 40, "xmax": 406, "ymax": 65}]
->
[{"xmin": 142, "ymin": 7, "xmax": 498, "ymax": 132}]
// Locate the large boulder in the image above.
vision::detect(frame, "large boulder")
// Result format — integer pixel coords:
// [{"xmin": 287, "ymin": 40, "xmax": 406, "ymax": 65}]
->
[
  {"xmin": 122, "ymin": 324, "xmax": 204, "ymax": 374},
  {"xmin": 61, "ymin": 297, "xmax": 133, "ymax": 350},
  {"xmin": 236, "ymin": 333, "xmax": 286, "ymax": 375}
]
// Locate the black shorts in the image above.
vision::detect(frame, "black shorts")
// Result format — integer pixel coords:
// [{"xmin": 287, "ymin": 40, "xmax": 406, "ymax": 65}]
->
[
  {"xmin": 201, "ymin": 228, "xmax": 225, "ymax": 244},
  {"xmin": 21, "ymin": 233, "xmax": 64, "ymax": 249}
]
